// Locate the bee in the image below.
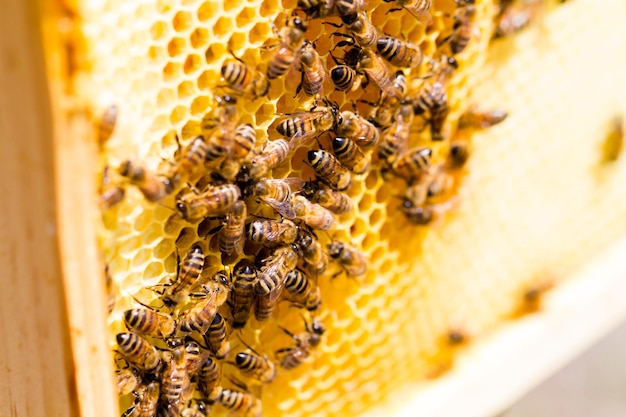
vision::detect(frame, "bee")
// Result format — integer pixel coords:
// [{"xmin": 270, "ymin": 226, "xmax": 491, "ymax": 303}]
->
[
  {"xmin": 276, "ymin": 319, "xmax": 326, "ymax": 370},
  {"xmin": 204, "ymin": 313, "xmax": 231, "ymax": 359},
  {"xmin": 219, "ymin": 200, "xmax": 247, "ymax": 261},
  {"xmin": 116, "ymin": 367, "xmax": 141, "ymax": 395},
  {"xmin": 184, "ymin": 340, "xmax": 210, "ymax": 374},
  {"xmin": 424, "ymin": 165, "xmax": 454, "ymax": 200},
  {"xmin": 180, "ymin": 403, "xmax": 209, "ymax": 417},
  {"xmin": 100, "ymin": 165, "xmax": 125, "ymax": 210},
  {"xmin": 179, "ymin": 273, "xmax": 231, "ymax": 333},
  {"xmin": 298, "ymin": 0, "xmax": 335, "ymax": 18},
  {"xmin": 295, "ymin": 226, "xmax": 329, "ymax": 273},
  {"xmin": 603, "ymin": 116, "xmax": 623, "ymax": 163},
  {"xmin": 202, "ymin": 96, "xmax": 240, "ymax": 162},
  {"xmin": 267, "ymin": 17, "xmax": 308, "ymax": 80},
  {"xmin": 291, "ymin": 195, "xmax": 336, "ymax": 231},
  {"xmin": 327, "ymin": 240, "xmax": 368, "ymax": 277},
  {"xmin": 123, "ymin": 382, "xmax": 159, "ymax": 417},
  {"xmin": 221, "ymin": 58, "xmax": 270, "ymax": 99},
  {"xmin": 284, "ymin": 269, "xmax": 322, "ymax": 311},
  {"xmin": 234, "ymin": 347, "xmax": 277, "ymax": 383},
  {"xmin": 198, "ymin": 357, "xmax": 221, "ymax": 401},
  {"xmin": 276, "ymin": 103, "xmax": 340, "ymax": 144},
  {"xmin": 161, "ymin": 243, "xmax": 205, "ymax": 306},
  {"xmin": 335, "ymin": 111, "xmax": 380, "ymax": 148},
  {"xmin": 247, "ymin": 218, "xmax": 299, "ymax": 247},
  {"xmin": 233, "ymin": 124, "xmax": 257, "ymax": 160},
  {"xmin": 330, "ymin": 64, "xmax": 360, "ymax": 92},
  {"xmin": 255, "ymin": 246, "xmax": 299, "ymax": 321},
  {"xmin": 446, "ymin": 139, "xmax": 470, "ymax": 169},
  {"xmin": 175, "ymin": 183, "xmax": 241, "ymax": 221},
  {"xmin": 116, "ymin": 333, "xmax": 161, "ymax": 374},
  {"xmin": 211, "ymin": 386, "xmax": 262, "ymax": 417},
  {"xmin": 392, "ymin": 147, "xmax": 433, "ymax": 182},
  {"xmin": 249, "ymin": 139, "xmax": 292, "ymax": 179},
  {"xmin": 123, "ymin": 308, "xmax": 176, "ymax": 338},
  {"xmin": 230, "ymin": 260, "xmax": 259, "ymax": 329},
  {"xmin": 384, "ymin": 0, "xmax": 432, "ymax": 24},
  {"xmin": 338, "ymin": 11, "xmax": 380, "ymax": 49},
  {"xmin": 458, "ymin": 107, "xmax": 508, "ymax": 130},
  {"xmin": 119, "ymin": 160, "xmax": 174, "ymax": 202},
  {"xmin": 357, "ymin": 48, "xmax": 403, "ymax": 100},
  {"xmin": 332, "ymin": 136, "xmax": 370, "ymax": 174},
  {"xmin": 376, "ymin": 36, "xmax": 423, "ymax": 69},
  {"xmin": 297, "ymin": 41, "xmax": 326, "ymax": 98},
  {"xmin": 307, "ymin": 149, "xmax": 352, "ymax": 191},
  {"xmin": 378, "ymin": 105, "xmax": 412, "ymax": 167},
  {"xmin": 495, "ymin": 0, "xmax": 541, "ymax": 39},
  {"xmin": 169, "ymin": 135, "xmax": 210, "ymax": 187},
  {"xmin": 253, "ymin": 177, "xmax": 301, "ymax": 219},
  {"xmin": 302, "ymin": 181, "xmax": 353, "ymax": 214},
  {"xmin": 412, "ymin": 65, "xmax": 454, "ymax": 141},
  {"xmin": 449, "ymin": 0, "xmax": 476, "ymax": 55},
  {"xmin": 401, "ymin": 199, "xmax": 454, "ymax": 225},
  {"xmin": 97, "ymin": 104, "xmax": 118, "ymax": 146},
  {"xmin": 366, "ymin": 71, "xmax": 408, "ymax": 128},
  {"xmin": 160, "ymin": 346, "xmax": 192, "ymax": 416}
]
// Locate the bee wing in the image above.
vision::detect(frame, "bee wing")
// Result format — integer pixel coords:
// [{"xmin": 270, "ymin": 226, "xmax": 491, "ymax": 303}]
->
[
  {"xmin": 282, "ymin": 177, "xmax": 305, "ymax": 190},
  {"xmin": 261, "ymin": 197, "xmax": 297, "ymax": 219}
]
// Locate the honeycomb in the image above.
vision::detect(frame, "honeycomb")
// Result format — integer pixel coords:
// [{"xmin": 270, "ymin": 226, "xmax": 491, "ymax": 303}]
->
[{"xmin": 72, "ymin": 0, "xmax": 626, "ymax": 415}]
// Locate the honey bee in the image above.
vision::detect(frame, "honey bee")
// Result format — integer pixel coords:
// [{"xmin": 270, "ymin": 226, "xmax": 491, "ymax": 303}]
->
[
  {"xmin": 291, "ymin": 195, "xmax": 336, "ymax": 231},
  {"xmin": 119, "ymin": 160, "xmax": 174, "ymax": 202},
  {"xmin": 255, "ymin": 246, "xmax": 299, "ymax": 321},
  {"xmin": 297, "ymin": 41, "xmax": 327, "ymax": 98},
  {"xmin": 100, "ymin": 165, "xmax": 125, "ymax": 210},
  {"xmin": 449, "ymin": 0, "xmax": 476, "ymax": 55},
  {"xmin": 446, "ymin": 139, "xmax": 470, "ymax": 170},
  {"xmin": 366, "ymin": 70, "xmax": 408, "ymax": 128},
  {"xmin": 384, "ymin": 0, "xmax": 432, "ymax": 24},
  {"xmin": 275, "ymin": 103, "xmax": 340, "ymax": 144},
  {"xmin": 179, "ymin": 273, "xmax": 231, "ymax": 333},
  {"xmin": 233, "ymin": 124, "xmax": 257, "ymax": 160},
  {"xmin": 495, "ymin": 0, "xmax": 542, "ymax": 39},
  {"xmin": 204, "ymin": 313, "xmax": 231, "ymax": 359},
  {"xmin": 219, "ymin": 200, "xmax": 246, "ymax": 261},
  {"xmin": 230, "ymin": 260, "xmax": 259, "ymax": 329},
  {"xmin": 332, "ymin": 136, "xmax": 370, "ymax": 174},
  {"xmin": 247, "ymin": 218, "xmax": 299, "ymax": 246},
  {"xmin": 161, "ymin": 243, "xmax": 205, "ymax": 306},
  {"xmin": 337, "ymin": 11, "xmax": 380, "ymax": 49},
  {"xmin": 221, "ymin": 58, "xmax": 270, "ymax": 99},
  {"xmin": 412, "ymin": 63, "xmax": 454, "ymax": 141},
  {"xmin": 123, "ymin": 382, "xmax": 159, "ymax": 417},
  {"xmin": 378, "ymin": 105, "xmax": 412, "ymax": 167},
  {"xmin": 392, "ymin": 147, "xmax": 433, "ymax": 182},
  {"xmin": 335, "ymin": 110, "xmax": 380, "ymax": 148},
  {"xmin": 176, "ymin": 183, "xmax": 241, "ymax": 221},
  {"xmin": 249, "ymin": 139, "xmax": 292, "ymax": 179},
  {"xmin": 123, "ymin": 308, "xmax": 176, "ymax": 338},
  {"xmin": 233, "ymin": 340, "xmax": 277, "ymax": 383},
  {"xmin": 376, "ymin": 36, "xmax": 423, "ymax": 69},
  {"xmin": 284, "ymin": 269, "xmax": 322, "ymax": 311},
  {"xmin": 298, "ymin": 0, "xmax": 335, "ymax": 18},
  {"xmin": 276, "ymin": 319, "xmax": 326, "ymax": 370},
  {"xmin": 160, "ymin": 346, "xmax": 192, "ymax": 416},
  {"xmin": 458, "ymin": 107, "xmax": 508, "ymax": 129},
  {"xmin": 307, "ymin": 149, "xmax": 352, "ymax": 191},
  {"xmin": 116, "ymin": 332, "xmax": 161, "ymax": 374},
  {"xmin": 302, "ymin": 181, "xmax": 353, "ymax": 214},
  {"xmin": 210, "ymin": 386, "xmax": 262, "ymax": 417},
  {"xmin": 357, "ymin": 48, "xmax": 403, "ymax": 100},
  {"xmin": 180, "ymin": 403, "xmax": 209, "ymax": 417},
  {"xmin": 253, "ymin": 177, "xmax": 301, "ymax": 219},
  {"xmin": 603, "ymin": 116, "xmax": 623, "ymax": 163},
  {"xmin": 267, "ymin": 17, "xmax": 308, "ymax": 80},
  {"xmin": 198, "ymin": 357, "xmax": 221, "ymax": 401},
  {"xmin": 330, "ymin": 64, "xmax": 360, "ymax": 92},
  {"xmin": 327, "ymin": 240, "xmax": 368, "ymax": 278},
  {"xmin": 295, "ymin": 226, "xmax": 329, "ymax": 273},
  {"xmin": 184, "ymin": 339, "xmax": 210, "ymax": 374},
  {"xmin": 97, "ymin": 104, "xmax": 118, "ymax": 146},
  {"xmin": 169, "ymin": 135, "xmax": 210, "ymax": 187},
  {"xmin": 116, "ymin": 367, "xmax": 141, "ymax": 395},
  {"xmin": 401, "ymin": 199, "xmax": 454, "ymax": 225}
]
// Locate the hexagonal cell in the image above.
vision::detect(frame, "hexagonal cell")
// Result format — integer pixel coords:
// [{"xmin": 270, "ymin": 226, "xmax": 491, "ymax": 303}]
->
[
  {"xmin": 189, "ymin": 27, "xmax": 209, "ymax": 49},
  {"xmin": 167, "ymin": 37, "xmax": 188, "ymax": 57},
  {"xmin": 197, "ymin": 1, "xmax": 220, "ymax": 22},
  {"xmin": 143, "ymin": 261, "xmax": 165, "ymax": 280},
  {"xmin": 205, "ymin": 43, "xmax": 226, "ymax": 63},
  {"xmin": 214, "ymin": 16, "xmax": 235, "ymax": 37},
  {"xmin": 190, "ymin": 95, "xmax": 211, "ymax": 116},
  {"xmin": 150, "ymin": 20, "xmax": 170, "ymax": 41},
  {"xmin": 163, "ymin": 61, "xmax": 183, "ymax": 81},
  {"xmin": 172, "ymin": 10, "xmax": 193, "ymax": 33},
  {"xmin": 183, "ymin": 54, "xmax": 203, "ymax": 74}
]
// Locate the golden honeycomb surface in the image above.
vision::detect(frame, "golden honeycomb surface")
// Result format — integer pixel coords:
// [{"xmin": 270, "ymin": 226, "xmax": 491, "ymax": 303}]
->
[{"xmin": 75, "ymin": 0, "xmax": 626, "ymax": 416}]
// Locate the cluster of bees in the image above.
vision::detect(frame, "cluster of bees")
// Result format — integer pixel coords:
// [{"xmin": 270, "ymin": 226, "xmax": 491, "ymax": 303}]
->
[{"xmin": 92, "ymin": 0, "xmax": 562, "ymax": 416}]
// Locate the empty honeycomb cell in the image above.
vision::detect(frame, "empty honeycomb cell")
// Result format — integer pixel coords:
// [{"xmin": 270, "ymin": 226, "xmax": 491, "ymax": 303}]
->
[
  {"xmin": 181, "ymin": 119, "xmax": 201, "ymax": 138},
  {"xmin": 150, "ymin": 20, "xmax": 170, "ymax": 41},
  {"xmin": 163, "ymin": 61, "xmax": 183, "ymax": 81},
  {"xmin": 189, "ymin": 27, "xmax": 209, "ymax": 50},
  {"xmin": 358, "ymin": 192, "xmax": 373, "ymax": 213},
  {"xmin": 349, "ymin": 216, "xmax": 367, "ymax": 238},
  {"xmin": 260, "ymin": 0, "xmax": 280, "ymax": 18},
  {"xmin": 153, "ymin": 238, "xmax": 175, "ymax": 260},
  {"xmin": 205, "ymin": 42, "xmax": 226, "ymax": 63},
  {"xmin": 197, "ymin": 1, "xmax": 220, "ymax": 22},
  {"xmin": 172, "ymin": 10, "xmax": 194, "ymax": 33},
  {"xmin": 131, "ymin": 248, "xmax": 154, "ymax": 268},
  {"xmin": 183, "ymin": 53, "xmax": 203, "ymax": 75},
  {"xmin": 142, "ymin": 261, "xmax": 165, "ymax": 280},
  {"xmin": 141, "ymin": 222, "xmax": 166, "ymax": 246},
  {"xmin": 177, "ymin": 79, "xmax": 196, "ymax": 99},
  {"xmin": 175, "ymin": 226, "xmax": 198, "ymax": 247},
  {"xmin": 132, "ymin": 209, "xmax": 153, "ymax": 232},
  {"xmin": 369, "ymin": 207, "xmax": 383, "ymax": 228},
  {"xmin": 248, "ymin": 20, "xmax": 273, "ymax": 46},
  {"xmin": 214, "ymin": 16, "xmax": 235, "ymax": 37},
  {"xmin": 228, "ymin": 31, "xmax": 248, "ymax": 53},
  {"xmin": 189, "ymin": 95, "xmax": 210, "ymax": 115}
]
